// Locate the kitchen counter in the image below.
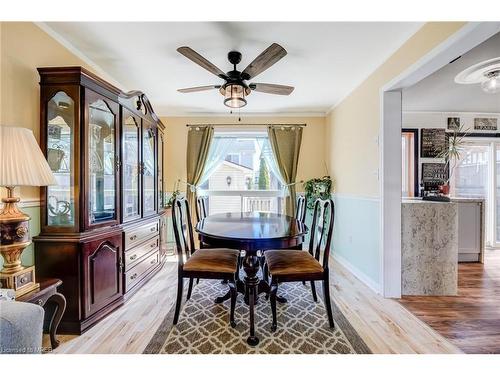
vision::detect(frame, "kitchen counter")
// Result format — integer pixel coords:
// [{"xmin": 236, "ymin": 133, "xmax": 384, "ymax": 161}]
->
[
  {"xmin": 450, "ymin": 197, "xmax": 485, "ymax": 203},
  {"xmin": 401, "ymin": 200, "xmax": 458, "ymax": 295}
]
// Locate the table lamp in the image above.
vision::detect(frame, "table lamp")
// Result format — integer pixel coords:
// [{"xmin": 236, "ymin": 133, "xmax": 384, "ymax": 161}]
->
[{"xmin": 0, "ymin": 126, "xmax": 57, "ymax": 296}]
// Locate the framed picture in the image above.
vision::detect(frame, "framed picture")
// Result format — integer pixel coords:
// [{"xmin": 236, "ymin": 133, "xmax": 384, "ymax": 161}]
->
[
  {"xmin": 421, "ymin": 128, "xmax": 446, "ymax": 158},
  {"xmin": 447, "ymin": 117, "xmax": 460, "ymax": 130},
  {"xmin": 422, "ymin": 163, "xmax": 448, "ymax": 184},
  {"xmin": 474, "ymin": 117, "xmax": 498, "ymax": 131}
]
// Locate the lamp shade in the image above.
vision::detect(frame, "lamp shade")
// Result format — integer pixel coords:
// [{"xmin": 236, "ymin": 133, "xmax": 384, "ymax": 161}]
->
[{"xmin": 0, "ymin": 126, "xmax": 57, "ymax": 186}]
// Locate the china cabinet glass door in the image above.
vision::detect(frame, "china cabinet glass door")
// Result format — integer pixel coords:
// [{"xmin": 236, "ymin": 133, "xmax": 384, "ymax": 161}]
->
[
  {"xmin": 122, "ymin": 112, "xmax": 141, "ymax": 221},
  {"xmin": 158, "ymin": 130, "xmax": 165, "ymax": 211},
  {"xmin": 142, "ymin": 121, "xmax": 157, "ymax": 216},
  {"xmin": 87, "ymin": 95, "xmax": 118, "ymax": 225},
  {"xmin": 46, "ymin": 91, "xmax": 75, "ymax": 227}
]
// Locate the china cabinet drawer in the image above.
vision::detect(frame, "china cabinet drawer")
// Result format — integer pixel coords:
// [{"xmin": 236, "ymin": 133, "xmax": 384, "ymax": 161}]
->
[
  {"xmin": 125, "ymin": 235, "xmax": 159, "ymax": 271},
  {"xmin": 124, "ymin": 220, "xmax": 159, "ymax": 250},
  {"xmin": 124, "ymin": 250, "xmax": 159, "ymax": 292}
]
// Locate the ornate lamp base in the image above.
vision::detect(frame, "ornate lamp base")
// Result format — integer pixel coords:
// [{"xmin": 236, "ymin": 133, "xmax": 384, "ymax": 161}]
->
[
  {"xmin": 0, "ymin": 266, "xmax": 40, "ymax": 297},
  {"xmin": 0, "ymin": 186, "xmax": 39, "ymax": 297}
]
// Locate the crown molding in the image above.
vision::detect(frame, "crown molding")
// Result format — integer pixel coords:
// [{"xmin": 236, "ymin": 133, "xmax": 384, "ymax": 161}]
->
[
  {"xmin": 35, "ymin": 22, "xmax": 126, "ymax": 90},
  {"xmin": 158, "ymin": 111, "xmax": 327, "ymax": 118},
  {"xmin": 402, "ymin": 110, "xmax": 500, "ymax": 116}
]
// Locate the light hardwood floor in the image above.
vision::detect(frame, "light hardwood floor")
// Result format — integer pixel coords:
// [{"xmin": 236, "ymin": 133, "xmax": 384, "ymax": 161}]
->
[{"xmin": 51, "ymin": 257, "xmax": 461, "ymax": 354}]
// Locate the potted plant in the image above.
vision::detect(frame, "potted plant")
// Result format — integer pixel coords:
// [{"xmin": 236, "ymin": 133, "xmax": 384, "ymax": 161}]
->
[
  {"xmin": 437, "ymin": 124, "xmax": 469, "ymax": 196},
  {"xmin": 303, "ymin": 176, "xmax": 333, "ymax": 209}
]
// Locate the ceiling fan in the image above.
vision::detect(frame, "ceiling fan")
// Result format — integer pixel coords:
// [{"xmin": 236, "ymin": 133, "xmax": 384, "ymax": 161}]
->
[{"xmin": 176, "ymin": 43, "xmax": 294, "ymax": 108}]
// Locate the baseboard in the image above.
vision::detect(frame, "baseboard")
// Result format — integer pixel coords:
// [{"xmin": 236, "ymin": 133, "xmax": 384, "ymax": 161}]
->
[{"xmin": 333, "ymin": 252, "xmax": 381, "ymax": 294}]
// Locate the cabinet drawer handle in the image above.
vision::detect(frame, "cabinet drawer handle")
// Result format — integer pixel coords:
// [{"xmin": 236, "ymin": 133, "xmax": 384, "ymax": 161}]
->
[
  {"xmin": 37, "ymin": 299, "xmax": 44, "ymax": 306},
  {"xmin": 150, "ymin": 227, "xmax": 156, "ymax": 232},
  {"xmin": 129, "ymin": 254, "xmax": 138, "ymax": 261},
  {"xmin": 130, "ymin": 235, "xmax": 137, "ymax": 241},
  {"xmin": 130, "ymin": 273, "xmax": 138, "ymax": 280},
  {"xmin": 150, "ymin": 258, "xmax": 157, "ymax": 265},
  {"xmin": 20, "ymin": 277, "xmax": 28, "ymax": 284},
  {"xmin": 150, "ymin": 242, "xmax": 157, "ymax": 248}
]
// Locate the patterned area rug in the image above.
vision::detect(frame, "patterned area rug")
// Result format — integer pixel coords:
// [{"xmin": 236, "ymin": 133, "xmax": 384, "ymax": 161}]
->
[{"xmin": 144, "ymin": 279, "xmax": 371, "ymax": 354}]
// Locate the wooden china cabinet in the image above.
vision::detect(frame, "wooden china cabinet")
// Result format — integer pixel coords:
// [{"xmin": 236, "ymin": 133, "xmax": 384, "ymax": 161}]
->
[{"xmin": 34, "ymin": 67, "xmax": 168, "ymax": 334}]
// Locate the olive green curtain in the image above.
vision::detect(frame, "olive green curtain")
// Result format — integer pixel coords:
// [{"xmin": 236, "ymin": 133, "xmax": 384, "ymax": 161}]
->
[
  {"xmin": 267, "ymin": 125, "xmax": 303, "ymax": 216},
  {"xmin": 186, "ymin": 126, "xmax": 214, "ymax": 220}
]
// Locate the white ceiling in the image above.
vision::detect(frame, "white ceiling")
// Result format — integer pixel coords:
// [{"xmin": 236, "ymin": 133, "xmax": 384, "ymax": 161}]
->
[
  {"xmin": 403, "ymin": 31, "xmax": 500, "ymax": 113},
  {"xmin": 41, "ymin": 22, "xmax": 423, "ymax": 116}
]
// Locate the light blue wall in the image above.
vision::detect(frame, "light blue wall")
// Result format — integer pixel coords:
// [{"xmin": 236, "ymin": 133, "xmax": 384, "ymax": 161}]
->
[
  {"xmin": 0, "ymin": 206, "xmax": 40, "ymax": 269},
  {"xmin": 331, "ymin": 195, "xmax": 380, "ymax": 287}
]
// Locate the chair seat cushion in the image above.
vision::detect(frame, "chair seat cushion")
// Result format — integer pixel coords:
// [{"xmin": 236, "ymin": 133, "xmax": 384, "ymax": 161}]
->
[
  {"xmin": 183, "ymin": 248, "xmax": 240, "ymax": 274},
  {"xmin": 265, "ymin": 250, "xmax": 324, "ymax": 279}
]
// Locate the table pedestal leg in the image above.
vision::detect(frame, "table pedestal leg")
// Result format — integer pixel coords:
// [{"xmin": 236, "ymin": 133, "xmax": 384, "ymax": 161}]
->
[
  {"xmin": 214, "ymin": 279, "xmax": 245, "ymax": 304},
  {"xmin": 243, "ymin": 253, "xmax": 260, "ymax": 346}
]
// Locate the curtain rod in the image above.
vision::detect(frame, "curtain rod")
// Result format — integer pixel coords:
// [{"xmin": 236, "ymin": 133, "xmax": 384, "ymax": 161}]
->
[{"xmin": 185, "ymin": 123, "xmax": 306, "ymax": 127}]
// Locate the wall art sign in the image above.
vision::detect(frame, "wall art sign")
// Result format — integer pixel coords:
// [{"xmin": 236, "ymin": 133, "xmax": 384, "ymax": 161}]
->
[
  {"xmin": 447, "ymin": 117, "xmax": 460, "ymax": 130},
  {"xmin": 422, "ymin": 163, "xmax": 448, "ymax": 184},
  {"xmin": 421, "ymin": 128, "xmax": 446, "ymax": 158},
  {"xmin": 474, "ymin": 117, "xmax": 498, "ymax": 131}
]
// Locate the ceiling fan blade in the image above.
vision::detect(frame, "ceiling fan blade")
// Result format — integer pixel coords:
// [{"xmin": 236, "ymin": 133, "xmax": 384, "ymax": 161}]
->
[
  {"xmin": 177, "ymin": 85, "xmax": 221, "ymax": 93},
  {"xmin": 177, "ymin": 46, "xmax": 228, "ymax": 79},
  {"xmin": 250, "ymin": 83, "xmax": 294, "ymax": 95},
  {"xmin": 242, "ymin": 43, "xmax": 287, "ymax": 80}
]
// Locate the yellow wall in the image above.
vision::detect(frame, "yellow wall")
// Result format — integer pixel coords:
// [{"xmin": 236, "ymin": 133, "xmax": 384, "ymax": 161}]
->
[
  {"xmin": 326, "ymin": 22, "xmax": 467, "ymax": 197},
  {"xmin": 0, "ymin": 21, "xmax": 467, "ymax": 201},
  {"xmin": 0, "ymin": 22, "xmax": 97, "ymax": 201},
  {"xmin": 161, "ymin": 116, "xmax": 327, "ymax": 192}
]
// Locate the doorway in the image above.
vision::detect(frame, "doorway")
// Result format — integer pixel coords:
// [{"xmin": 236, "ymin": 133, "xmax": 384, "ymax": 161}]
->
[
  {"xmin": 381, "ymin": 22, "xmax": 500, "ymax": 298},
  {"xmin": 383, "ymin": 24, "xmax": 500, "ymax": 353}
]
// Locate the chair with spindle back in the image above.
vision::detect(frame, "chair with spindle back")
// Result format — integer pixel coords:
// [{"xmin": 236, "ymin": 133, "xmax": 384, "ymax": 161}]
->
[
  {"xmin": 171, "ymin": 197, "xmax": 239, "ymax": 327},
  {"xmin": 264, "ymin": 198, "xmax": 335, "ymax": 332}
]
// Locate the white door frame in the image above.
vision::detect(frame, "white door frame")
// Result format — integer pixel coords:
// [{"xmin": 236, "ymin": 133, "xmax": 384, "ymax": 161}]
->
[{"xmin": 380, "ymin": 22, "xmax": 500, "ymax": 298}]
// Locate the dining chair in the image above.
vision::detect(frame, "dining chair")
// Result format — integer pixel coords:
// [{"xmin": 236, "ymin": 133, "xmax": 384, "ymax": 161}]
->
[
  {"xmin": 195, "ymin": 195, "xmax": 208, "ymax": 223},
  {"xmin": 196, "ymin": 195, "xmax": 243, "ymax": 285},
  {"xmin": 172, "ymin": 196, "xmax": 239, "ymax": 327},
  {"xmin": 295, "ymin": 194, "xmax": 307, "ymax": 286},
  {"xmin": 264, "ymin": 198, "xmax": 335, "ymax": 332},
  {"xmin": 263, "ymin": 194, "xmax": 308, "ymax": 282},
  {"xmin": 296, "ymin": 194, "xmax": 307, "ymax": 224},
  {"xmin": 195, "ymin": 195, "xmax": 212, "ymax": 249}
]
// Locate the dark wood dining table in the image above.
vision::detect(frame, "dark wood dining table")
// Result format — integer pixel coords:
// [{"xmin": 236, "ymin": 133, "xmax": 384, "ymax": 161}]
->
[{"xmin": 196, "ymin": 211, "xmax": 308, "ymax": 346}]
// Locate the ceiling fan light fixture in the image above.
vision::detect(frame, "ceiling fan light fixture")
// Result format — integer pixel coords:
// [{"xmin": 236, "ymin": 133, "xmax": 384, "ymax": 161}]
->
[
  {"xmin": 222, "ymin": 84, "xmax": 247, "ymax": 108},
  {"xmin": 176, "ymin": 44, "xmax": 293, "ymax": 108},
  {"xmin": 481, "ymin": 70, "xmax": 500, "ymax": 94}
]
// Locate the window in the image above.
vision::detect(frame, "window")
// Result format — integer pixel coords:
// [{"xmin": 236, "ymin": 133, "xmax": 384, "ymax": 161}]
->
[
  {"xmin": 451, "ymin": 140, "xmax": 500, "ymax": 247},
  {"xmin": 198, "ymin": 130, "xmax": 284, "ymax": 215}
]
